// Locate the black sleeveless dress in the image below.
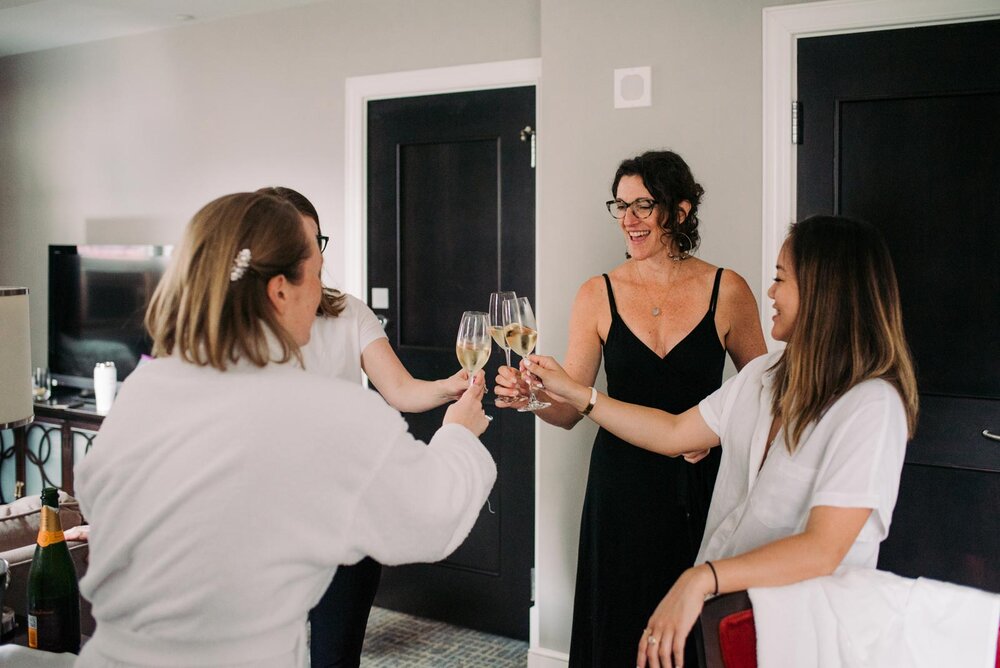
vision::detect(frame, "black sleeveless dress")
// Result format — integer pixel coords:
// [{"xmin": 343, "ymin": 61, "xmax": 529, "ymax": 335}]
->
[{"xmin": 568, "ymin": 269, "xmax": 726, "ymax": 668}]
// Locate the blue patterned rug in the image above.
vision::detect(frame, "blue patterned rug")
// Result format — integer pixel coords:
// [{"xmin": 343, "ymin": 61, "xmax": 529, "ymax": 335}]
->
[{"xmin": 360, "ymin": 606, "xmax": 528, "ymax": 667}]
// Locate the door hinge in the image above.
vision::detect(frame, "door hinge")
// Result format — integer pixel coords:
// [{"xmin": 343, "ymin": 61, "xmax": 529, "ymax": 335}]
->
[
  {"xmin": 791, "ymin": 101, "xmax": 803, "ymax": 145},
  {"xmin": 530, "ymin": 567, "xmax": 536, "ymax": 603},
  {"xmin": 520, "ymin": 125, "xmax": 536, "ymax": 168}
]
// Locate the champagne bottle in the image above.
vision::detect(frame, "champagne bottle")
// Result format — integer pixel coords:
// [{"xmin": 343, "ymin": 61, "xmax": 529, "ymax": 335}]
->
[{"xmin": 27, "ymin": 487, "xmax": 81, "ymax": 653}]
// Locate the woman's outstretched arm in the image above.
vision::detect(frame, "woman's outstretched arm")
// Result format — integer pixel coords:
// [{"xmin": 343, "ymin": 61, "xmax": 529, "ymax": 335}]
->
[
  {"xmin": 362, "ymin": 338, "xmax": 470, "ymax": 413},
  {"xmin": 522, "ymin": 355, "xmax": 719, "ymax": 456}
]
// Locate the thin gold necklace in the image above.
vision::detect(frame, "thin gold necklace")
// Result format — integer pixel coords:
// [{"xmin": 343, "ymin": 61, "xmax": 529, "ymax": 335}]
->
[{"xmin": 633, "ymin": 260, "xmax": 665, "ymax": 317}]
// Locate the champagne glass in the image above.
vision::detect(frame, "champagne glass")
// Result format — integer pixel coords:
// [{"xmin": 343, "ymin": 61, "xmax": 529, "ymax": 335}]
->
[
  {"xmin": 32, "ymin": 367, "xmax": 51, "ymax": 402},
  {"xmin": 456, "ymin": 311, "xmax": 491, "ymax": 389},
  {"xmin": 502, "ymin": 296, "xmax": 550, "ymax": 412},
  {"xmin": 489, "ymin": 291, "xmax": 517, "ymax": 400}
]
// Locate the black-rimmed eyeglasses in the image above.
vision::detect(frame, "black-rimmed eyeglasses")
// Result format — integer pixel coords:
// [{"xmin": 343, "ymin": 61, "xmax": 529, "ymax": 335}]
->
[
  {"xmin": 606, "ymin": 198, "xmax": 658, "ymax": 220},
  {"xmin": 316, "ymin": 235, "xmax": 329, "ymax": 253}
]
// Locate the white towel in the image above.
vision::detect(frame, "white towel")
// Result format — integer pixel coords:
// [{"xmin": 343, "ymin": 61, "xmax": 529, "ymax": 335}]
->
[{"xmin": 749, "ymin": 568, "xmax": 1000, "ymax": 668}]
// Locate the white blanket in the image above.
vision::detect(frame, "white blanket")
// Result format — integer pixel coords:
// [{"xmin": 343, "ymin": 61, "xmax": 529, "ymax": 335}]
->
[{"xmin": 748, "ymin": 568, "xmax": 999, "ymax": 668}]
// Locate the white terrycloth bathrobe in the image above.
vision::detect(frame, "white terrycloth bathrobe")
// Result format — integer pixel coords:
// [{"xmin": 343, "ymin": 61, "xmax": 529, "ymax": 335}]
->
[{"xmin": 73, "ymin": 354, "xmax": 496, "ymax": 668}]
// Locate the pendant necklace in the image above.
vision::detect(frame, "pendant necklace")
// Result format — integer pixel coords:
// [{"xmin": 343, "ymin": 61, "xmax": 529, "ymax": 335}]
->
[{"xmin": 633, "ymin": 260, "xmax": 663, "ymax": 317}]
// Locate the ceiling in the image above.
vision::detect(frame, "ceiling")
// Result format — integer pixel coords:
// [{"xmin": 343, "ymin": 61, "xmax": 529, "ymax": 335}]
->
[{"xmin": 0, "ymin": 0, "xmax": 323, "ymax": 58}]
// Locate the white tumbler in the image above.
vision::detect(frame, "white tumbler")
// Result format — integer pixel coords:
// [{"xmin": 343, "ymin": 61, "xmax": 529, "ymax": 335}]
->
[{"xmin": 94, "ymin": 361, "xmax": 117, "ymax": 415}]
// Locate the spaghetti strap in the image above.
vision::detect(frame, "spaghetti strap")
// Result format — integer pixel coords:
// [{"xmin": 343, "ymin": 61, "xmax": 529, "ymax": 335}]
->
[
  {"xmin": 602, "ymin": 273, "xmax": 619, "ymax": 318},
  {"xmin": 709, "ymin": 268, "xmax": 724, "ymax": 314}
]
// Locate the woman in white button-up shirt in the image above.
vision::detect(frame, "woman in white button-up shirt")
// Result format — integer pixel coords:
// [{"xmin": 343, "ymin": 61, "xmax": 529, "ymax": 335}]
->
[{"xmin": 525, "ymin": 215, "xmax": 919, "ymax": 668}]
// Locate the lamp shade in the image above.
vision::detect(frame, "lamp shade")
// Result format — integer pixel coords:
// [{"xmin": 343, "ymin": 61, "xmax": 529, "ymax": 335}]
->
[{"xmin": 0, "ymin": 287, "xmax": 33, "ymax": 429}]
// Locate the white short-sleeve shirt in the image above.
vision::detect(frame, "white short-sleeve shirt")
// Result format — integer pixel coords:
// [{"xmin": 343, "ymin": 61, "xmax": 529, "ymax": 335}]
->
[
  {"xmin": 695, "ymin": 351, "xmax": 908, "ymax": 569},
  {"xmin": 301, "ymin": 293, "xmax": 387, "ymax": 383}
]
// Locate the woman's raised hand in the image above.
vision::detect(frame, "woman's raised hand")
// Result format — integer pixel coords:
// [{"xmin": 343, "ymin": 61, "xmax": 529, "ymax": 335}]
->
[
  {"xmin": 440, "ymin": 368, "xmax": 475, "ymax": 401},
  {"xmin": 494, "ymin": 365, "xmax": 529, "ymax": 409},
  {"xmin": 521, "ymin": 355, "xmax": 586, "ymax": 408},
  {"xmin": 443, "ymin": 372, "xmax": 491, "ymax": 436}
]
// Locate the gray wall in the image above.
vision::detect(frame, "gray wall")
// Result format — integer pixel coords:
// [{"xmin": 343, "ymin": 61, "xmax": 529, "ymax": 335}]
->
[
  {"xmin": 535, "ymin": 0, "xmax": 812, "ymax": 653},
  {"xmin": 0, "ymin": 0, "xmax": 816, "ymax": 660},
  {"xmin": 0, "ymin": 0, "xmax": 540, "ymax": 365}
]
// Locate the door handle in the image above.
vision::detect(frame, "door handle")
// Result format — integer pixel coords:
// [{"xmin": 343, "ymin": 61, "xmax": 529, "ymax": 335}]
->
[
  {"xmin": 376, "ymin": 314, "xmax": 389, "ymax": 329},
  {"xmin": 982, "ymin": 429, "xmax": 1000, "ymax": 443}
]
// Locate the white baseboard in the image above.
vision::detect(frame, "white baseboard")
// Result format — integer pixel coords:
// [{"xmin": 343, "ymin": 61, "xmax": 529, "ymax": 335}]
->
[{"xmin": 528, "ymin": 647, "xmax": 569, "ymax": 668}]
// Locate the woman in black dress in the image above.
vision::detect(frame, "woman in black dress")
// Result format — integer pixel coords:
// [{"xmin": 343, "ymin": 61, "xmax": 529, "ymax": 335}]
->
[{"xmin": 496, "ymin": 151, "xmax": 766, "ymax": 667}]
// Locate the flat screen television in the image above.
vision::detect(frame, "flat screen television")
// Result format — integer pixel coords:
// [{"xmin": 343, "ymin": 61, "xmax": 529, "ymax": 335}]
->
[{"xmin": 48, "ymin": 245, "xmax": 173, "ymax": 391}]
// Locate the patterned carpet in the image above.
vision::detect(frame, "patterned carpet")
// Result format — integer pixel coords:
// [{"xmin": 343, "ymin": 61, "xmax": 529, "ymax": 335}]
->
[{"xmin": 360, "ymin": 606, "xmax": 528, "ymax": 667}]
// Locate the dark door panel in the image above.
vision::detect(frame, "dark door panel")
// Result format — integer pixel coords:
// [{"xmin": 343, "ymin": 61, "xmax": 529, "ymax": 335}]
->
[
  {"xmin": 797, "ymin": 21, "xmax": 1000, "ymax": 592},
  {"xmin": 367, "ymin": 87, "xmax": 535, "ymax": 639},
  {"xmin": 836, "ymin": 92, "xmax": 1000, "ymax": 399},
  {"xmin": 879, "ymin": 464, "xmax": 1000, "ymax": 592},
  {"xmin": 905, "ymin": 396, "xmax": 1000, "ymax": 473}
]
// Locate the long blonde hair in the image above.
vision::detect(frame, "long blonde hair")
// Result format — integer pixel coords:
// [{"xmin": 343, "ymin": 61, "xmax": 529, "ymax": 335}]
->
[
  {"xmin": 145, "ymin": 192, "xmax": 312, "ymax": 370},
  {"xmin": 771, "ymin": 215, "xmax": 919, "ymax": 450}
]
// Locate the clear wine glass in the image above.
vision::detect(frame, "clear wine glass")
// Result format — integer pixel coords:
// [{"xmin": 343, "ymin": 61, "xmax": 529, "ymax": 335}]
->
[
  {"xmin": 502, "ymin": 296, "xmax": 550, "ymax": 412},
  {"xmin": 489, "ymin": 291, "xmax": 517, "ymax": 400},
  {"xmin": 456, "ymin": 311, "xmax": 492, "ymax": 389}
]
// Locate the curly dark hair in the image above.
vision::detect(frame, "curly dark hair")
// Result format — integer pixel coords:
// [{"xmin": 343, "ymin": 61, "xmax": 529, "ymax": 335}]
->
[{"xmin": 611, "ymin": 150, "xmax": 705, "ymax": 255}]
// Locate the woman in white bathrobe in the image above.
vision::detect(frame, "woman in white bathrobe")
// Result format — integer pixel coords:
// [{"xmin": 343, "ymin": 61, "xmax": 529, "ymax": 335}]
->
[
  {"xmin": 522, "ymin": 215, "xmax": 919, "ymax": 668},
  {"xmin": 74, "ymin": 192, "xmax": 495, "ymax": 668}
]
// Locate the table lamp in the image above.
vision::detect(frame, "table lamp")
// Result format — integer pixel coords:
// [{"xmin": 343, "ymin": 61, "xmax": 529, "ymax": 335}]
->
[{"xmin": 0, "ymin": 287, "xmax": 33, "ymax": 431}]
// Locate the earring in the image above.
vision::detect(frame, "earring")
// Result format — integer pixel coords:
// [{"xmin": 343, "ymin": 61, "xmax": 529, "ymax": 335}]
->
[{"xmin": 668, "ymin": 231, "xmax": 693, "ymax": 261}]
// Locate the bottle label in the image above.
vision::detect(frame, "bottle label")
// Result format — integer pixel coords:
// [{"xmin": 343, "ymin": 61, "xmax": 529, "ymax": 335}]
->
[
  {"xmin": 37, "ymin": 530, "xmax": 66, "ymax": 547},
  {"xmin": 27, "ymin": 609, "xmax": 72, "ymax": 651}
]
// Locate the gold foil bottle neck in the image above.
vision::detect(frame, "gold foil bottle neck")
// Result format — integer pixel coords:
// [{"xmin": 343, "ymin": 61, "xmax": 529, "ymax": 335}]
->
[{"xmin": 37, "ymin": 505, "xmax": 65, "ymax": 547}]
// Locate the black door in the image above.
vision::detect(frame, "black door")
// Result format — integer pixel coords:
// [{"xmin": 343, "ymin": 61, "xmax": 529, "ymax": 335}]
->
[
  {"xmin": 367, "ymin": 87, "xmax": 535, "ymax": 639},
  {"xmin": 797, "ymin": 21, "xmax": 1000, "ymax": 592}
]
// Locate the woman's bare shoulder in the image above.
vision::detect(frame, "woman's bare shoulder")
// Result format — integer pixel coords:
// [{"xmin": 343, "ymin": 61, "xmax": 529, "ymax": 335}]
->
[
  {"xmin": 571, "ymin": 272, "xmax": 617, "ymax": 334},
  {"xmin": 576, "ymin": 272, "xmax": 611, "ymax": 303},
  {"xmin": 717, "ymin": 267, "xmax": 757, "ymax": 305}
]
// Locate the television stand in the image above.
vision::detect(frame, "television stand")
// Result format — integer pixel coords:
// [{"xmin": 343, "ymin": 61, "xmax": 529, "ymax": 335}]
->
[{"xmin": 4, "ymin": 402, "xmax": 104, "ymax": 500}]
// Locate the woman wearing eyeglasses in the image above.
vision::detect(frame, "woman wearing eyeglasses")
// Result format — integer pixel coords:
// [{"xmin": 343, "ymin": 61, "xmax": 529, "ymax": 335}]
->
[
  {"xmin": 495, "ymin": 151, "xmax": 766, "ymax": 667},
  {"xmin": 257, "ymin": 187, "xmax": 474, "ymax": 668}
]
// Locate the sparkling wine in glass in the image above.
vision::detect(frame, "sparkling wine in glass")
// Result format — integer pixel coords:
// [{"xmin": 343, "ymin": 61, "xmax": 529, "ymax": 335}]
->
[
  {"xmin": 502, "ymin": 296, "xmax": 550, "ymax": 412},
  {"xmin": 489, "ymin": 291, "xmax": 517, "ymax": 400},
  {"xmin": 456, "ymin": 311, "xmax": 492, "ymax": 389}
]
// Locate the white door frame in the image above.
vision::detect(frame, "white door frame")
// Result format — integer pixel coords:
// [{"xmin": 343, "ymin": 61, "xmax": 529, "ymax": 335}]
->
[
  {"xmin": 343, "ymin": 58, "xmax": 541, "ymax": 300},
  {"xmin": 761, "ymin": 0, "xmax": 1000, "ymax": 348}
]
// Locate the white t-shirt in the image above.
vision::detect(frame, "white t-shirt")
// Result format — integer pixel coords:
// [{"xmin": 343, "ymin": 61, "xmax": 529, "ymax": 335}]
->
[
  {"xmin": 301, "ymin": 294, "xmax": 387, "ymax": 384},
  {"xmin": 695, "ymin": 351, "xmax": 908, "ymax": 569}
]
